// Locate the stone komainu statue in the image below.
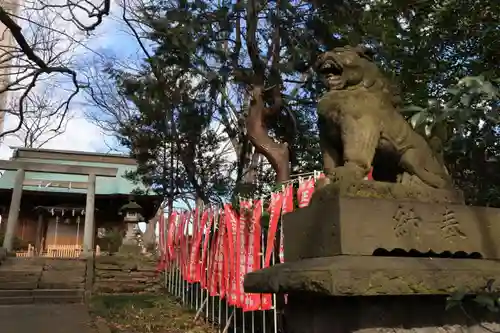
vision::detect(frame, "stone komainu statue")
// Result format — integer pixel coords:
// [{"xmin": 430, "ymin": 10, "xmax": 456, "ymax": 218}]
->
[{"xmin": 315, "ymin": 45, "xmax": 453, "ymax": 189}]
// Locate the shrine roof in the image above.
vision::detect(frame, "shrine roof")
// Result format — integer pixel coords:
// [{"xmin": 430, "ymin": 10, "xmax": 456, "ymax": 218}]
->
[{"xmin": 0, "ymin": 147, "xmax": 153, "ymax": 196}]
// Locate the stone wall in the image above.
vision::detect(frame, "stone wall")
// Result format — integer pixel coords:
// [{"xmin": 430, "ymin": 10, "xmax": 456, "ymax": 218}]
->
[{"xmin": 93, "ymin": 256, "xmax": 162, "ymax": 294}]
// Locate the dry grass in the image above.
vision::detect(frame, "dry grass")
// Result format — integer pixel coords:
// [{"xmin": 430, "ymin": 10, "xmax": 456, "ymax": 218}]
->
[{"xmin": 90, "ymin": 294, "xmax": 217, "ymax": 333}]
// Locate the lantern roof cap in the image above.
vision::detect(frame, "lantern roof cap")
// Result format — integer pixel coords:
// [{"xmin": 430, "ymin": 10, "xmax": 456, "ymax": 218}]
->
[{"xmin": 119, "ymin": 199, "xmax": 142, "ymax": 212}]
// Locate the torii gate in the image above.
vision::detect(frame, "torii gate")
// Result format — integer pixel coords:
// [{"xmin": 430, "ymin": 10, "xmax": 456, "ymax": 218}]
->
[{"xmin": 0, "ymin": 160, "xmax": 118, "ymax": 257}]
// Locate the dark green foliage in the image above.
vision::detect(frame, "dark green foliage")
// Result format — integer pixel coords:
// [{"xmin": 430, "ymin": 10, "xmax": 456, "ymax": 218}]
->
[
  {"xmin": 97, "ymin": 229, "xmax": 124, "ymax": 254},
  {"xmin": 0, "ymin": 232, "xmax": 28, "ymax": 251},
  {"xmin": 111, "ymin": 0, "xmax": 324, "ymax": 204},
  {"xmin": 106, "ymin": 0, "xmax": 500, "ymax": 207}
]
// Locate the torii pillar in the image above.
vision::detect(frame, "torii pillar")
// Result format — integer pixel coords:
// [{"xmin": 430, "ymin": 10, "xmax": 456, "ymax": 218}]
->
[
  {"xmin": 2, "ymin": 168, "xmax": 25, "ymax": 251},
  {"xmin": 82, "ymin": 173, "xmax": 96, "ymax": 257}
]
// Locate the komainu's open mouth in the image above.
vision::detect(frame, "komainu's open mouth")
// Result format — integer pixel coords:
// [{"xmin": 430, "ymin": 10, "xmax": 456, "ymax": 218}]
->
[
  {"xmin": 319, "ymin": 59, "xmax": 342, "ymax": 75},
  {"xmin": 319, "ymin": 58, "xmax": 344, "ymax": 89}
]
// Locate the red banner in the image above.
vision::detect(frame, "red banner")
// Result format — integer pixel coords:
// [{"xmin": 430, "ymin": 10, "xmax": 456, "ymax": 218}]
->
[
  {"xmin": 179, "ymin": 212, "xmax": 191, "ymax": 279},
  {"xmin": 160, "ymin": 171, "xmax": 335, "ymax": 310},
  {"xmin": 176, "ymin": 212, "xmax": 187, "ymax": 245},
  {"xmin": 366, "ymin": 167, "xmax": 374, "ymax": 180},
  {"xmin": 188, "ymin": 209, "xmax": 208, "ymax": 282},
  {"xmin": 279, "ymin": 185, "xmax": 294, "ymax": 263},
  {"xmin": 244, "ymin": 199, "xmax": 262, "ymax": 311},
  {"xmin": 264, "ymin": 192, "xmax": 283, "ymax": 268},
  {"xmin": 158, "ymin": 209, "xmax": 165, "ymax": 255},
  {"xmin": 224, "ymin": 204, "xmax": 239, "ymax": 305},
  {"xmin": 167, "ymin": 211, "xmax": 178, "ymax": 260},
  {"xmin": 223, "ymin": 223, "xmax": 231, "ymax": 301},
  {"xmin": 200, "ymin": 208, "xmax": 214, "ymax": 289},
  {"xmin": 261, "ymin": 193, "xmax": 282, "ymax": 311},
  {"xmin": 155, "ymin": 209, "xmax": 166, "ymax": 272},
  {"xmin": 216, "ymin": 210, "xmax": 227, "ymax": 298},
  {"xmin": 208, "ymin": 213, "xmax": 220, "ymax": 296},
  {"xmin": 261, "ymin": 293, "xmax": 273, "ymax": 311},
  {"xmin": 297, "ymin": 177, "xmax": 315, "ymax": 208},
  {"xmin": 237, "ymin": 200, "xmax": 251, "ymax": 307}
]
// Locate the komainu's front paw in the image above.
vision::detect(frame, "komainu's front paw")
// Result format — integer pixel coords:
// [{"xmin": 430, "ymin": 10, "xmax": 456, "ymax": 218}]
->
[{"xmin": 329, "ymin": 165, "xmax": 366, "ymax": 181}]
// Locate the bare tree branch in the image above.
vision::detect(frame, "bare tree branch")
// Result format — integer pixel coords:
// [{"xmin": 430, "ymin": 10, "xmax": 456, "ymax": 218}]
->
[
  {"xmin": 27, "ymin": 0, "xmax": 110, "ymax": 32},
  {"xmin": 0, "ymin": 0, "xmax": 110, "ymax": 142},
  {"xmin": 11, "ymin": 86, "xmax": 73, "ymax": 147}
]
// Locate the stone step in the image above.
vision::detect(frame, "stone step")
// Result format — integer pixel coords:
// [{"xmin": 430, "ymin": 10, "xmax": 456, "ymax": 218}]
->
[
  {"xmin": 33, "ymin": 295, "xmax": 83, "ymax": 304},
  {"xmin": 0, "ymin": 274, "xmax": 41, "ymax": 280},
  {"xmin": 0, "ymin": 281, "xmax": 39, "ymax": 290},
  {"xmin": 0, "ymin": 296, "xmax": 34, "ymax": 305},
  {"xmin": 33, "ymin": 289, "xmax": 84, "ymax": 304},
  {"xmin": 0, "ymin": 260, "xmax": 45, "ymax": 268},
  {"xmin": 38, "ymin": 282, "xmax": 84, "ymax": 289},
  {"xmin": 34, "ymin": 289, "xmax": 84, "ymax": 297},
  {"xmin": 0, "ymin": 289, "xmax": 84, "ymax": 305},
  {"xmin": 0, "ymin": 289, "xmax": 33, "ymax": 297},
  {"xmin": 0, "ymin": 266, "xmax": 44, "ymax": 274},
  {"xmin": 0, "ymin": 269, "xmax": 41, "ymax": 274}
]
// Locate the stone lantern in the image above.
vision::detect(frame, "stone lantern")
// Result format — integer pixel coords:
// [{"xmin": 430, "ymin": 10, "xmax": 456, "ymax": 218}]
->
[{"xmin": 118, "ymin": 198, "xmax": 144, "ymax": 254}]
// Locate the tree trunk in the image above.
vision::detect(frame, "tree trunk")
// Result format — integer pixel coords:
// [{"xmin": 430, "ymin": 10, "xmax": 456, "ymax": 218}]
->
[
  {"xmin": 243, "ymin": 151, "xmax": 261, "ymax": 184},
  {"xmin": 246, "ymin": 86, "xmax": 290, "ymax": 183},
  {"xmin": 142, "ymin": 205, "xmax": 162, "ymax": 251}
]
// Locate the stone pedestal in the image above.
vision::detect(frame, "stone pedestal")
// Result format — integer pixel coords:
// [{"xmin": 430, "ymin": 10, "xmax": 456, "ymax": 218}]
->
[
  {"xmin": 285, "ymin": 180, "xmax": 500, "ymax": 261},
  {"xmin": 122, "ymin": 223, "xmax": 137, "ymax": 246},
  {"xmin": 118, "ymin": 223, "xmax": 141, "ymax": 255},
  {"xmin": 244, "ymin": 180, "xmax": 500, "ymax": 332}
]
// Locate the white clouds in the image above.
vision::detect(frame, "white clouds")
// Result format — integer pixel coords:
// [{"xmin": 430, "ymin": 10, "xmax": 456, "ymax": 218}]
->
[
  {"xmin": 0, "ymin": 0, "xmax": 127, "ymax": 156},
  {"xmin": 0, "ymin": 109, "xmax": 108, "ymax": 159}
]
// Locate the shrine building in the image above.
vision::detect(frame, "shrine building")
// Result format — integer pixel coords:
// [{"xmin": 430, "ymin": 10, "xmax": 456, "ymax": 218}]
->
[{"xmin": 0, "ymin": 147, "xmax": 161, "ymax": 257}]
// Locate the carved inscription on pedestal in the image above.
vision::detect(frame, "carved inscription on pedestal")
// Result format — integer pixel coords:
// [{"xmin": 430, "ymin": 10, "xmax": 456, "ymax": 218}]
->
[
  {"xmin": 393, "ymin": 204, "xmax": 422, "ymax": 238},
  {"xmin": 441, "ymin": 207, "xmax": 466, "ymax": 240}
]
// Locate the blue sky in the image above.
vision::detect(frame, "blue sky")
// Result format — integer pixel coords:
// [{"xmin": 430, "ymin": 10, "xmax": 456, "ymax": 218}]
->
[
  {"xmin": 0, "ymin": 2, "xmax": 146, "ymax": 159},
  {"xmin": 0, "ymin": 2, "xmax": 240, "ymax": 219},
  {"xmin": 0, "ymin": 2, "xmax": 179, "ymax": 232}
]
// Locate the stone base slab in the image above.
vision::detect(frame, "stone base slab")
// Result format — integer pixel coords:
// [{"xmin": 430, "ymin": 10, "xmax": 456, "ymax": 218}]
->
[
  {"xmin": 244, "ymin": 256, "xmax": 500, "ymax": 296},
  {"xmin": 284, "ymin": 183, "xmax": 500, "ymax": 261},
  {"xmin": 285, "ymin": 293, "xmax": 500, "ymax": 333}
]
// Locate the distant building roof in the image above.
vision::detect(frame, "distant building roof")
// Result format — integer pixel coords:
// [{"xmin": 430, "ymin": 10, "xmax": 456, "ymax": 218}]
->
[
  {"xmin": 0, "ymin": 147, "xmax": 151, "ymax": 196},
  {"xmin": 9, "ymin": 146, "xmax": 136, "ymax": 164}
]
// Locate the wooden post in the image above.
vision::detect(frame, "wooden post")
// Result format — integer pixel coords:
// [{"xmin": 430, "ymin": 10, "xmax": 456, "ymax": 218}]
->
[
  {"xmin": 2, "ymin": 168, "xmax": 25, "ymax": 251},
  {"xmin": 82, "ymin": 173, "xmax": 96, "ymax": 257},
  {"xmin": 35, "ymin": 212, "xmax": 43, "ymax": 254}
]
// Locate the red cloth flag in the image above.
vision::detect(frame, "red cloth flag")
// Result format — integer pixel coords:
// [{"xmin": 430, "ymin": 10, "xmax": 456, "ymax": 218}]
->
[
  {"xmin": 297, "ymin": 177, "xmax": 315, "ymax": 208},
  {"xmin": 188, "ymin": 209, "xmax": 208, "ymax": 282},
  {"xmin": 279, "ymin": 184, "xmax": 294, "ymax": 264},
  {"xmin": 155, "ymin": 210, "xmax": 167, "ymax": 272},
  {"xmin": 236, "ymin": 200, "xmax": 251, "ymax": 307},
  {"xmin": 224, "ymin": 204, "xmax": 239, "ymax": 305},
  {"xmin": 158, "ymin": 209, "xmax": 165, "ymax": 256},
  {"xmin": 262, "ymin": 193, "xmax": 282, "ymax": 311},
  {"xmin": 215, "ymin": 210, "xmax": 227, "ymax": 298},
  {"xmin": 179, "ymin": 211, "xmax": 190, "ymax": 280},
  {"xmin": 243, "ymin": 199, "xmax": 262, "ymax": 311},
  {"xmin": 366, "ymin": 167, "xmax": 374, "ymax": 180},
  {"xmin": 200, "ymin": 208, "xmax": 214, "ymax": 289},
  {"xmin": 208, "ymin": 215, "xmax": 220, "ymax": 296},
  {"xmin": 167, "ymin": 212, "xmax": 178, "ymax": 260},
  {"xmin": 264, "ymin": 192, "xmax": 283, "ymax": 267}
]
